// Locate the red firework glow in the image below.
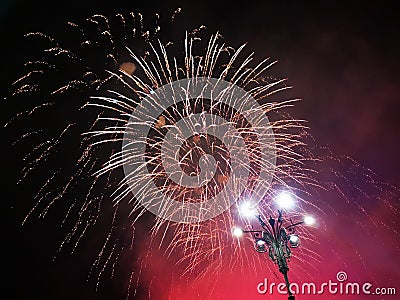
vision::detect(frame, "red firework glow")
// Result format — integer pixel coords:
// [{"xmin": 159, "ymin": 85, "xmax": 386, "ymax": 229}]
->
[{"xmin": 3, "ymin": 2, "xmax": 400, "ymax": 300}]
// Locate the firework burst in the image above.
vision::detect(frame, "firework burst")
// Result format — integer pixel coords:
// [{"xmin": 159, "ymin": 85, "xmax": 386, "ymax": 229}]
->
[{"xmin": 8, "ymin": 8, "xmax": 399, "ymax": 300}]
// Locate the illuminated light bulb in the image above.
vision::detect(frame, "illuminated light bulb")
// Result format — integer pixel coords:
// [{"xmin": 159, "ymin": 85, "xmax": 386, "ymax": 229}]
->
[
  {"xmin": 233, "ymin": 227, "xmax": 244, "ymax": 238},
  {"xmin": 289, "ymin": 234, "xmax": 300, "ymax": 248},
  {"xmin": 276, "ymin": 191, "xmax": 295, "ymax": 209},
  {"xmin": 304, "ymin": 215, "xmax": 316, "ymax": 226},
  {"xmin": 256, "ymin": 239, "xmax": 266, "ymax": 246},
  {"xmin": 239, "ymin": 202, "xmax": 257, "ymax": 218}
]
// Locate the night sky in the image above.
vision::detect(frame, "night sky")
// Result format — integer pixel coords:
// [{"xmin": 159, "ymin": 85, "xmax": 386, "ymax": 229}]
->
[{"xmin": 2, "ymin": 1, "xmax": 400, "ymax": 299}]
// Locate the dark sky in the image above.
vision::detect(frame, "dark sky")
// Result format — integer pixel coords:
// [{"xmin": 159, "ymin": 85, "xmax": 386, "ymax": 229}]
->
[
  {"xmin": 2, "ymin": 1, "xmax": 400, "ymax": 300},
  {"xmin": 2, "ymin": 0, "xmax": 399, "ymax": 180}
]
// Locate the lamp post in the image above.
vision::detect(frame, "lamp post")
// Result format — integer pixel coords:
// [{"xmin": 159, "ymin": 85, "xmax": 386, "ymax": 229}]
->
[{"xmin": 234, "ymin": 209, "xmax": 313, "ymax": 300}]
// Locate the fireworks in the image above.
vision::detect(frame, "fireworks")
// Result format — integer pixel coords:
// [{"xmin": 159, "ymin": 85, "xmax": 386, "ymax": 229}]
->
[
  {"xmin": 6, "ymin": 8, "xmax": 399, "ymax": 300},
  {"xmin": 7, "ymin": 9, "xmax": 315, "ymax": 293}
]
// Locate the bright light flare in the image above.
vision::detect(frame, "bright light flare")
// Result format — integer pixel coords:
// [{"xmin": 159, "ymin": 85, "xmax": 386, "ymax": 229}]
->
[
  {"xmin": 303, "ymin": 215, "xmax": 316, "ymax": 226},
  {"xmin": 232, "ymin": 227, "xmax": 244, "ymax": 238},
  {"xmin": 256, "ymin": 239, "xmax": 266, "ymax": 246},
  {"xmin": 289, "ymin": 235, "xmax": 299, "ymax": 243},
  {"xmin": 289, "ymin": 234, "xmax": 300, "ymax": 248},
  {"xmin": 239, "ymin": 202, "xmax": 257, "ymax": 218},
  {"xmin": 275, "ymin": 191, "xmax": 295, "ymax": 209},
  {"xmin": 254, "ymin": 239, "xmax": 268, "ymax": 253}
]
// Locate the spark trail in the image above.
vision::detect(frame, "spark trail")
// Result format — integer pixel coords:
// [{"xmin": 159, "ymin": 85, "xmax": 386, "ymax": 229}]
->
[{"xmin": 5, "ymin": 9, "xmax": 399, "ymax": 300}]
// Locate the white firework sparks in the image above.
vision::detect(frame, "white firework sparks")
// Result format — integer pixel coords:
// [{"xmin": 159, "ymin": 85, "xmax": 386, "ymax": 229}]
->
[{"xmin": 7, "ymin": 10, "xmax": 323, "ymax": 298}]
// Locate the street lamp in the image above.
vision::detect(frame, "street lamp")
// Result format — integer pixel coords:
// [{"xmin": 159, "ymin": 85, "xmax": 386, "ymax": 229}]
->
[
  {"xmin": 239, "ymin": 201, "xmax": 258, "ymax": 218},
  {"xmin": 275, "ymin": 191, "xmax": 296, "ymax": 210},
  {"xmin": 234, "ymin": 210, "xmax": 313, "ymax": 300}
]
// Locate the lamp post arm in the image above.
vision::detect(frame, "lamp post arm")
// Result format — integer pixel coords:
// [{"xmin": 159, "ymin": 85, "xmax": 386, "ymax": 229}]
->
[
  {"xmin": 242, "ymin": 230, "xmax": 263, "ymax": 234},
  {"xmin": 256, "ymin": 215, "xmax": 269, "ymax": 231},
  {"xmin": 285, "ymin": 221, "xmax": 304, "ymax": 230}
]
